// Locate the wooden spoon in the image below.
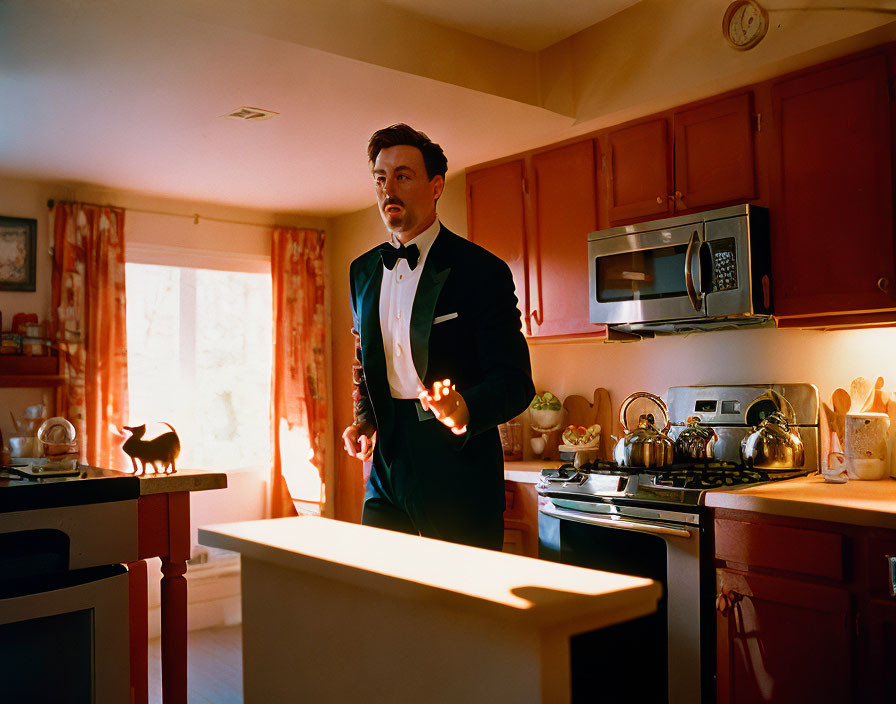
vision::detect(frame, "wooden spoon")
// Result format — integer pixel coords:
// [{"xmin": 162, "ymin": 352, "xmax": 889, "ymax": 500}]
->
[
  {"xmin": 862, "ymin": 376, "xmax": 888, "ymax": 413},
  {"xmin": 850, "ymin": 377, "xmax": 871, "ymax": 411},
  {"xmin": 831, "ymin": 388, "xmax": 850, "ymax": 444},
  {"xmin": 887, "ymin": 396, "xmax": 896, "ymax": 478}
]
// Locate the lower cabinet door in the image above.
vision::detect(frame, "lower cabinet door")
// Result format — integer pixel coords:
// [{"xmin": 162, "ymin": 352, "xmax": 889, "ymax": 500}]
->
[
  {"xmin": 862, "ymin": 599, "xmax": 896, "ymax": 703},
  {"xmin": 716, "ymin": 568, "xmax": 853, "ymax": 704}
]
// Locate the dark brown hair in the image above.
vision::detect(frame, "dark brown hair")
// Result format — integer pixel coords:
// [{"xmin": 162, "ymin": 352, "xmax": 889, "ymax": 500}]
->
[{"xmin": 367, "ymin": 124, "xmax": 447, "ymax": 181}]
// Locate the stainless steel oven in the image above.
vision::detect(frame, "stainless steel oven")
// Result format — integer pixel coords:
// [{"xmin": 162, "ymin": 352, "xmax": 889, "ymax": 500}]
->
[
  {"xmin": 588, "ymin": 204, "xmax": 771, "ymax": 331},
  {"xmin": 0, "ymin": 466, "xmax": 139, "ymax": 704},
  {"xmin": 539, "ymin": 500, "xmax": 705, "ymax": 703}
]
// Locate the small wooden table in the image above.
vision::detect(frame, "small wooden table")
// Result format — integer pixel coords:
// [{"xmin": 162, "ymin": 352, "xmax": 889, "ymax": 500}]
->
[{"xmin": 122, "ymin": 470, "xmax": 227, "ymax": 704}]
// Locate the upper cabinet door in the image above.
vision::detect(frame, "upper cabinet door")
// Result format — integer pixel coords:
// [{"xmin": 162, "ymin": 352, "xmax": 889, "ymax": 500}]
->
[
  {"xmin": 771, "ymin": 53, "xmax": 895, "ymax": 320},
  {"xmin": 530, "ymin": 140, "xmax": 599, "ymax": 337},
  {"xmin": 466, "ymin": 160, "xmax": 530, "ymax": 329},
  {"xmin": 674, "ymin": 92, "xmax": 756, "ymax": 211},
  {"xmin": 607, "ymin": 118, "xmax": 672, "ymax": 224}
]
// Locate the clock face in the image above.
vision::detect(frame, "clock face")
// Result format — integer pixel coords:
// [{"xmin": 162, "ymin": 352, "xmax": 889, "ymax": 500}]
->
[{"xmin": 723, "ymin": 1, "xmax": 769, "ymax": 51}]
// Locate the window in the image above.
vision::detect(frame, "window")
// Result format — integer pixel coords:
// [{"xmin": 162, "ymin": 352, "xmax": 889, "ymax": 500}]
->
[{"xmin": 125, "ymin": 263, "xmax": 272, "ymax": 472}]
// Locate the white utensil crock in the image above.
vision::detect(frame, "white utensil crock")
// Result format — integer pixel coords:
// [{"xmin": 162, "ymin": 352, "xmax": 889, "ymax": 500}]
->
[{"xmin": 828, "ymin": 412, "xmax": 890, "ymax": 481}]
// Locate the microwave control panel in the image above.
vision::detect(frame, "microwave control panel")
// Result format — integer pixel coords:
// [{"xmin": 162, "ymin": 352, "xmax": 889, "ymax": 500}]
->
[{"xmin": 709, "ymin": 237, "xmax": 738, "ymax": 292}]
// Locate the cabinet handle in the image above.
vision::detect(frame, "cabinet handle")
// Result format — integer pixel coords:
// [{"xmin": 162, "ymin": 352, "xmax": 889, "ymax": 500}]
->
[
  {"xmin": 887, "ymin": 554, "xmax": 896, "ymax": 598},
  {"xmin": 878, "ymin": 277, "xmax": 890, "ymax": 293},
  {"xmin": 675, "ymin": 190, "xmax": 685, "ymax": 207},
  {"xmin": 527, "ymin": 308, "xmax": 543, "ymax": 327},
  {"xmin": 716, "ymin": 589, "xmax": 744, "ymax": 616},
  {"xmin": 656, "ymin": 196, "xmax": 664, "ymax": 205}
]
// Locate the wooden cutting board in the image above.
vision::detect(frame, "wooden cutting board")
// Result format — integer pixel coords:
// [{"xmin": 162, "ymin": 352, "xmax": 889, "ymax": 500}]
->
[{"xmin": 563, "ymin": 388, "xmax": 614, "ymax": 461}]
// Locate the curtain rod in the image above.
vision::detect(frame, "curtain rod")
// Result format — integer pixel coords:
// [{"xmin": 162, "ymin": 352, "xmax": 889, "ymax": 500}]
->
[{"xmin": 46, "ymin": 199, "xmax": 311, "ymax": 230}]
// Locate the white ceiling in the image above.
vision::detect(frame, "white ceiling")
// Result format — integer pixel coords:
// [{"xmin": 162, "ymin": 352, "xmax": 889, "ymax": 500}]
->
[
  {"xmin": 0, "ymin": 0, "xmax": 640, "ymax": 216},
  {"xmin": 378, "ymin": 0, "xmax": 641, "ymax": 51}
]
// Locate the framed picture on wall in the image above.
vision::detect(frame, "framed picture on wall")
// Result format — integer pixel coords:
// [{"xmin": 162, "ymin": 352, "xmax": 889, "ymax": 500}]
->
[{"xmin": 0, "ymin": 216, "xmax": 37, "ymax": 292}]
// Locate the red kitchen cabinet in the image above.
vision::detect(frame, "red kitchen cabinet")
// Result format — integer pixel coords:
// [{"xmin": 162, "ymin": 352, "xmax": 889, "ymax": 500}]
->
[
  {"xmin": 674, "ymin": 92, "xmax": 756, "ymax": 212},
  {"xmin": 715, "ymin": 567, "xmax": 853, "ymax": 704},
  {"xmin": 863, "ymin": 600, "xmax": 896, "ymax": 703},
  {"xmin": 467, "ymin": 147, "xmax": 615, "ymax": 340},
  {"xmin": 606, "ymin": 118, "xmax": 672, "ymax": 224},
  {"xmin": 466, "ymin": 160, "xmax": 530, "ymax": 330},
  {"xmin": 714, "ymin": 510, "xmax": 896, "ymax": 704},
  {"xmin": 529, "ymin": 140, "xmax": 600, "ymax": 337},
  {"xmin": 502, "ymin": 479, "xmax": 538, "ymax": 558},
  {"xmin": 605, "ymin": 93, "xmax": 757, "ymax": 226},
  {"xmin": 769, "ymin": 52, "xmax": 896, "ymax": 324}
]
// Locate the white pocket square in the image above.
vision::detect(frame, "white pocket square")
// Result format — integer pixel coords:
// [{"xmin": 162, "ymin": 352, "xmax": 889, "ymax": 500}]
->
[{"xmin": 432, "ymin": 312, "xmax": 458, "ymax": 325}]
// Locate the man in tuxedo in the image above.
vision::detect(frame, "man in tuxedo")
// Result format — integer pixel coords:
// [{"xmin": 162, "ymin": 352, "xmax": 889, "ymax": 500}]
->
[{"xmin": 342, "ymin": 124, "xmax": 534, "ymax": 550}]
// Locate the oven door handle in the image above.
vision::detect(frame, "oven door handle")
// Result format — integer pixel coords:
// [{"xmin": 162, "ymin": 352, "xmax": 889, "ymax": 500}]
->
[{"xmin": 540, "ymin": 503, "xmax": 694, "ymax": 539}]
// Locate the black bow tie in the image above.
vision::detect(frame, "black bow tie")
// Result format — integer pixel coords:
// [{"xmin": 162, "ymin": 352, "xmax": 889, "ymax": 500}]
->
[{"xmin": 379, "ymin": 242, "xmax": 420, "ymax": 271}]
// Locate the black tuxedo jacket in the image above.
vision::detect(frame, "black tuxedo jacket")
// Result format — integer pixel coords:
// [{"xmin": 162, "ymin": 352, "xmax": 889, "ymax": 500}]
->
[{"xmin": 349, "ymin": 225, "xmax": 534, "ymax": 503}]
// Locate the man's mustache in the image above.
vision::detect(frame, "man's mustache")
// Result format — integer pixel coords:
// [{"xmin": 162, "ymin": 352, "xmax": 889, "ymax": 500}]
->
[{"xmin": 383, "ymin": 198, "xmax": 404, "ymax": 210}]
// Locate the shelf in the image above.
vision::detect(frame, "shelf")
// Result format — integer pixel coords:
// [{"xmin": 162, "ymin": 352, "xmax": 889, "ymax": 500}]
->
[
  {"xmin": 0, "ymin": 374, "xmax": 64, "ymax": 388},
  {"xmin": 0, "ymin": 355, "xmax": 58, "ymax": 375},
  {"xmin": 0, "ymin": 355, "xmax": 62, "ymax": 388}
]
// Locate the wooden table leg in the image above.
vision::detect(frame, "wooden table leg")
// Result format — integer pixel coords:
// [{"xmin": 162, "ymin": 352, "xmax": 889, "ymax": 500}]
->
[
  {"xmin": 160, "ymin": 492, "xmax": 191, "ymax": 704},
  {"xmin": 128, "ymin": 559, "xmax": 149, "ymax": 704}
]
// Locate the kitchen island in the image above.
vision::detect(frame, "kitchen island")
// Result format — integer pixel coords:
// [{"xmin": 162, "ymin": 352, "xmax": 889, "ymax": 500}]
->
[{"xmin": 199, "ymin": 516, "xmax": 661, "ymax": 704}]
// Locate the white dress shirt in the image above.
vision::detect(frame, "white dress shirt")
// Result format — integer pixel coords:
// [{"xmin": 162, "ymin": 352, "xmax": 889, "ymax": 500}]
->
[{"xmin": 379, "ymin": 218, "xmax": 441, "ymax": 399}]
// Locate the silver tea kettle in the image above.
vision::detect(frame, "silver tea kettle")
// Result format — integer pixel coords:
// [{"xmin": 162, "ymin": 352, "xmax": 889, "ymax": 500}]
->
[
  {"xmin": 741, "ymin": 410, "xmax": 805, "ymax": 470},
  {"xmin": 675, "ymin": 415, "xmax": 718, "ymax": 461},
  {"xmin": 613, "ymin": 392, "xmax": 675, "ymax": 468}
]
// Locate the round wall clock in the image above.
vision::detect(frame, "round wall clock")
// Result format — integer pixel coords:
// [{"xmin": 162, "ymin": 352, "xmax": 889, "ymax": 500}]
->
[{"xmin": 722, "ymin": 0, "xmax": 770, "ymax": 51}]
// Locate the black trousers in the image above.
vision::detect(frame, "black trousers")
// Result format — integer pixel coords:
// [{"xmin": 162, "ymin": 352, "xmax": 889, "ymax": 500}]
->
[{"xmin": 361, "ymin": 398, "xmax": 504, "ymax": 551}]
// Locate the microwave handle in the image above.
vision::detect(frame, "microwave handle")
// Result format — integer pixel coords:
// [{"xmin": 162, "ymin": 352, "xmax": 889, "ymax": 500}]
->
[{"xmin": 685, "ymin": 229, "xmax": 703, "ymax": 312}]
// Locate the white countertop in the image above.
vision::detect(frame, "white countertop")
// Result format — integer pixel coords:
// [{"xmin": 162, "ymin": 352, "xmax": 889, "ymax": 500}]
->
[
  {"xmin": 504, "ymin": 460, "xmax": 561, "ymax": 483},
  {"xmin": 199, "ymin": 516, "xmax": 661, "ymax": 629},
  {"xmin": 705, "ymin": 474, "xmax": 896, "ymax": 529}
]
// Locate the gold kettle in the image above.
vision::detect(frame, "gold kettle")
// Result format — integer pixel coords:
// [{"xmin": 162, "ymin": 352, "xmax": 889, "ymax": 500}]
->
[
  {"xmin": 613, "ymin": 392, "xmax": 676, "ymax": 468},
  {"xmin": 741, "ymin": 410, "xmax": 805, "ymax": 470}
]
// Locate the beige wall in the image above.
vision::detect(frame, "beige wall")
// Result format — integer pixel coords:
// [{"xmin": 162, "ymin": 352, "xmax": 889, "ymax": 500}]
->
[
  {"xmin": 328, "ymin": 174, "xmax": 467, "ymax": 521},
  {"xmin": 529, "ymin": 327, "xmax": 896, "ymax": 446}
]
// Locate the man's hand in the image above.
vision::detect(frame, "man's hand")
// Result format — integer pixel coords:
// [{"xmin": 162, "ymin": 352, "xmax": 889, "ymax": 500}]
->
[
  {"xmin": 418, "ymin": 379, "xmax": 469, "ymax": 435},
  {"xmin": 342, "ymin": 421, "xmax": 376, "ymax": 461}
]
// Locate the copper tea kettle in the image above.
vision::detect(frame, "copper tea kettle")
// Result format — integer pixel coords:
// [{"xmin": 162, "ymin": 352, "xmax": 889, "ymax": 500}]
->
[{"xmin": 613, "ymin": 392, "xmax": 675, "ymax": 468}]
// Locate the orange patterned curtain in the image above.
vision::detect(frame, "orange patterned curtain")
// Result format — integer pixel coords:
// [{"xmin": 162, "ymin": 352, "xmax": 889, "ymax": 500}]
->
[
  {"xmin": 50, "ymin": 202, "xmax": 129, "ymax": 470},
  {"xmin": 271, "ymin": 227, "xmax": 328, "ymax": 518}
]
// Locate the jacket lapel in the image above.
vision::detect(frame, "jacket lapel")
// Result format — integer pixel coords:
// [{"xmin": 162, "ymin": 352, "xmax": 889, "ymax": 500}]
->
[{"xmin": 410, "ymin": 227, "xmax": 451, "ymax": 383}]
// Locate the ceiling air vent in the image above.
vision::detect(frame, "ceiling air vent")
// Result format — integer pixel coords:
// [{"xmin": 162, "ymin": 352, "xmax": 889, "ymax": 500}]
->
[{"xmin": 224, "ymin": 106, "xmax": 279, "ymax": 121}]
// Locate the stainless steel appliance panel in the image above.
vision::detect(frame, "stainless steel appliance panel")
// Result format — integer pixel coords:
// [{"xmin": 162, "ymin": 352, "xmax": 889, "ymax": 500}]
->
[
  {"xmin": 703, "ymin": 210, "xmax": 755, "ymax": 317},
  {"xmin": 539, "ymin": 501, "xmax": 704, "ymax": 704},
  {"xmin": 589, "ymin": 222, "xmax": 706, "ymax": 324},
  {"xmin": 588, "ymin": 204, "xmax": 771, "ymax": 329}
]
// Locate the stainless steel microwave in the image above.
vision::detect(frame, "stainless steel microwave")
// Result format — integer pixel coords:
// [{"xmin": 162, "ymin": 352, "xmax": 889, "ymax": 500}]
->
[{"xmin": 588, "ymin": 204, "xmax": 771, "ymax": 332}]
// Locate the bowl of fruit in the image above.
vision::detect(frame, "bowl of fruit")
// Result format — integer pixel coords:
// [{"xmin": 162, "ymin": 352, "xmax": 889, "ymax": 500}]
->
[
  {"xmin": 559, "ymin": 424, "xmax": 602, "ymax": 467},
  {"xmin": 529, "ymin": 392, "xmax": 564, "ymax": 430}
]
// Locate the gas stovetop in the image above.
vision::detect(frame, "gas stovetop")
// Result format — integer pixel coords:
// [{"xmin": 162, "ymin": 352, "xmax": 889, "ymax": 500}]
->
[
  {"xmin": 537, "ymin": 383, "xmax": 819, "ymax": 508},
  {"xmin": 536, "ymin": 460, "xmax": 810, "ymax": 507}
]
